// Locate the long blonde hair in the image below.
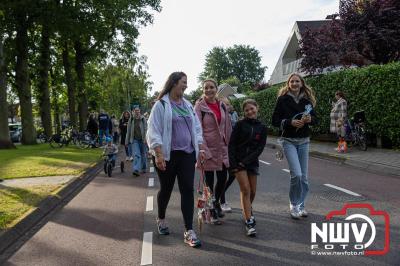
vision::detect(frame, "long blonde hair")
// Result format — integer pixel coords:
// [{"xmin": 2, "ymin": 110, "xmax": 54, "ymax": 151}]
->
[{"xmin": 278, "ymin": 73, "xmax": 316, "ymax": 106}]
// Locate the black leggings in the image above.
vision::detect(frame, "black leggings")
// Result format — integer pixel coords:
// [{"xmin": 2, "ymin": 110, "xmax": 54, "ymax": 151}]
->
[
  {"xmin": 155, "ymin": 151, "xmax": 196, "ymax": 230},
  {"xmin": 205, "ymin": 165, "xmax": 227, "ymax": 204},
  {"xmin": 220, "ymin": 172, "xmax": 236, "ymax": 204}
]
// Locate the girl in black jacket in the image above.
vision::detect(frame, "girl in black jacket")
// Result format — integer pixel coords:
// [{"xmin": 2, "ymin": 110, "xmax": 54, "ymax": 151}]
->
[
  {"xmin": 229, "ymin": 99, "xmax": 267, "ymax": 237},
  {"xmin": 271, "ymin": 73, "xmax": 317, "ymax": 220}
]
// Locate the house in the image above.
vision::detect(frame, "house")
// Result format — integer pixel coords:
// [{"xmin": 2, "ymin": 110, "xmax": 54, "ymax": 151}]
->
[
  {"xmin": 269, "ymin": 20, "xmax": 332, "ymax": 85},
  {"xmin": 217, "ymin": 83, "xmax": 246, "ymax": 99}
]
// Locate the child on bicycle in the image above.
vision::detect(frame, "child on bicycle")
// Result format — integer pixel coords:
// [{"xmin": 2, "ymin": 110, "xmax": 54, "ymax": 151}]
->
[{"xmin": 103, "ymin": 137, "xmax": 119, "ymax": 167}]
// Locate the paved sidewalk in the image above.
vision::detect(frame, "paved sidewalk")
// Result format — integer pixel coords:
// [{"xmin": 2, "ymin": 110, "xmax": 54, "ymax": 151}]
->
[
  {"xmin": 267, "ymin": 135, "xmax": 400, "ymax": 177},
  {"xmin": 1, "ymin": 176, "xmax": 76, "ymax": 188}
]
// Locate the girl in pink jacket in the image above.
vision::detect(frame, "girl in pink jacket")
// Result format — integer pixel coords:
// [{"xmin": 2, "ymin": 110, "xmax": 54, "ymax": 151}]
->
[{"xmin": 194, "ymin": 79, "xmax": 232, "ymax": 224}]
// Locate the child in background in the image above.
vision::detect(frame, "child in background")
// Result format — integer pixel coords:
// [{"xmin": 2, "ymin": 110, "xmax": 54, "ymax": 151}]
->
[{"xmin": 103, "ymin": 137, "xmax": 119, "ymax": 167}]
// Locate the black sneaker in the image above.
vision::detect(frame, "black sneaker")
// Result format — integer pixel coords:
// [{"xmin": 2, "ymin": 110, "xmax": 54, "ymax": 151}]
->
[
  {"xmin": 215, "ymin": 202, "xmax": 225, "ymax": 218},
  {"xmin": 210, "ymin": 209, "xmax": 222, "ymax": 225},
  {"xmin": 251, "ymin": 208, "xmax": 256, "ymax": 225},
  {"xmin": 157, "ymin": 218, "xmax": 170, "ymax": 235},
  {"xmin": 133, "ymin": 171, "xmax": 140, "ymax": 176},
  {"xmin": 245, "ymin": 220, "xmax": 256, "ymax": 237}
]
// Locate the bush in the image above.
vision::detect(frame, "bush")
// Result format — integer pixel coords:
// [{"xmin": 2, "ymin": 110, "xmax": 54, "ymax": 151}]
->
[{"xmin": 231, "ymin": 62, "xmax": 400, "ymax": 146}]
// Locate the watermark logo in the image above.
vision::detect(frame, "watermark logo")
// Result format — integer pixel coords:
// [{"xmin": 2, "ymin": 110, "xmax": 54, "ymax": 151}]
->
[{"xmin": 311, "ymin": 203, "xmax": 390, "ymax": 256}]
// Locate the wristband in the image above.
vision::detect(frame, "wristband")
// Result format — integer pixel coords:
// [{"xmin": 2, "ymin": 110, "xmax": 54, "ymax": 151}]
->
[{"xmin": 199, "ymin": 150, "xmax": 205, "ymax": 153}]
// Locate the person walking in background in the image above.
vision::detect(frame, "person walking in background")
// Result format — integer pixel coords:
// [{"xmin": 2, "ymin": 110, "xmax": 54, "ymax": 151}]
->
[
  {"xmin": 87, "ymin": 113, "xmax": 98, "ymax": 148},
  {"xmin": 330, "ymin": 91, "xmax": 348, "ymax": 153},
  {"xmin": 229, "ymin": 99, "xmax": 267, "ymax": 237},
  {"xmin": 98, "ymin": 109, "xmax": 110, "ymax": 146},
  {"xmin": 119, "ymin": 111, "xmax": 131, "ymax": 161},
  {"xmin": 126, "ymin": 105, "xmax": 147, "ymax": 176},
  {"xmin": 271, "ymin": 73, "xmax": 318, "ymax": 220},
  {"xmin": 146, "ymin": 72, "xmax": 205, "ymax": 248},
  {"xmin": 111, "ymin": 115, "xmax": 119, "ymax": 144},
  {"xmin": 194, "ymin": 79, "xmax": 231, "ymax": 225}
]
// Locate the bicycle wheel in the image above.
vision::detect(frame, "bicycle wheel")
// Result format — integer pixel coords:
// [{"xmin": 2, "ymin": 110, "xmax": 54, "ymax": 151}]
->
[
  {"xmin": 104, "ymin": 161, "xmax": 108, "ymax": 174},
  {"xmin": 107, "ymin": 163, "xmax": 113, "ymax": 177},
  {"xmin": 49, "ymin": 134, "xmax": 63, "ymax": 148},
  {"xmin": 120, "ymin": 161, "xmax": 124, "ymax": 173},
  {"xmin": 77, "ymin": 132, "xmax": 92, "ymax": 149},
  {"xmin": 357, "ymin": 127, "xmax": 367, "ymax": 151}
]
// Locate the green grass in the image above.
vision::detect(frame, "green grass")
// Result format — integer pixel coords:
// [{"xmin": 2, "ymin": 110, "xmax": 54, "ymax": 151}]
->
[
  {"xmin": 0, "ymin": 144, "xmax": 102, "ymax": 179},
  {"xmin": 0, "ymin": 185, "xmax": 60, "ymax": 229}
]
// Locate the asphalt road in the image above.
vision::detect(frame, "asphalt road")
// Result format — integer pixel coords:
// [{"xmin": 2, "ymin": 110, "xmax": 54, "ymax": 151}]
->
[{"xmin": 4, "ymin": 147, "xmax": 400, "ymax": 265}]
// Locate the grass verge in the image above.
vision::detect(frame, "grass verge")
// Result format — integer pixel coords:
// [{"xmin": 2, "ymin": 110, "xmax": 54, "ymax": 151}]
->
[
  {"xmin": 0, "ymin": 185, "xmax": 60, "ymax": 230},
  {"xmin": 0, "ymin": 144, "xmax": 102, "ymax": 179}
]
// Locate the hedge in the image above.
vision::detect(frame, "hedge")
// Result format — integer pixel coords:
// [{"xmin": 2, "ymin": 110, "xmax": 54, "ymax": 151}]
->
[{"xmin": 231, "ymin": 62, "xmax": 400, "ymax": 146}]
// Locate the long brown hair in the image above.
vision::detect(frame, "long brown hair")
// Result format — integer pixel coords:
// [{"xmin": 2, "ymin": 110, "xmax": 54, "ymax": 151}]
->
[
  {"xmin": 278, "ymin": 73, "xmax": 316, "ymax": 106},
  {"xmin": 157, "ymin": 72, "xmax": 187, "ymax": 100}
]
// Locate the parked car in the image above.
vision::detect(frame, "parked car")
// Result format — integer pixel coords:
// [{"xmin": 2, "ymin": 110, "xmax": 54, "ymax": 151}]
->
[{"xmin": 9, "ymin": 123, "xmax": 22, "ymax": 142}]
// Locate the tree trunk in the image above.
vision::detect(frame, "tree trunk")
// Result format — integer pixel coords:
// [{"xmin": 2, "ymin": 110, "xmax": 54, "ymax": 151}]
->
[
  {"xmin": 0, "ymin": 35, "xmax": 15, "ymax": 149},
  {"xmin": 38, "ymin": 23, "xmax": 52, "ymax": 137},
  {"xmin": 50, "ymin": 71, "xmax": 61, "ymax": 135},
  {"xmin": 15, "ymin": 12, "xmax": 36, "ymax": 145},
  {"xmin": 74, "ymin": 40, "xmax": 88, "ymax": 131},
  {"xmin": 62, "ymin": 42, "xmax": 77, "ymax": 128}
]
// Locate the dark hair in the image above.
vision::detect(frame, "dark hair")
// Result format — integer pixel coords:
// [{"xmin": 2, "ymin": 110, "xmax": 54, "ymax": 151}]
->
[
  {"xmin": 242, "ymin": 98, "xmax": 258, "ymax": 111},
  {"xmin": 157, "ymin": 72, "xmax": 187, "ymax": 100},
  {"xmin": 335, "ymin": 91, "xmax": 346, "ymax": 99}
]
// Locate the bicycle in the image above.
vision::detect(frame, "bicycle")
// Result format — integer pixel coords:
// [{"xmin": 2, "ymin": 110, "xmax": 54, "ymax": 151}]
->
[
  {"xmin": 346, "ymin": 110, "xmax": 367, "ymax": 151},
  {"xmin": 103, "ymin": 154, "xmax": 124, "ymax": 177},
  {"xmin": 48, "ymin": 127, "xmax": 79, "ymax": 148},
  {"xmin": 37, "ymin": 132, "xmax": 49, "ymax": 143}
]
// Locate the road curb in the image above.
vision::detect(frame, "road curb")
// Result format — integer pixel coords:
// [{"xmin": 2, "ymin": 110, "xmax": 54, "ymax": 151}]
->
[
  {"xmin": 266, "ymin": 141, "xmax": 400, "ymax": 177},
  {"xmin": 0, "ymin": 161, "xmax": 102, "ymax": 256}
]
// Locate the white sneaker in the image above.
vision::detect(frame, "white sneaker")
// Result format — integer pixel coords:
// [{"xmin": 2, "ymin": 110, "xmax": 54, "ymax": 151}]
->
[
  {"xmin": 290, "ymin": 206, "xmax": 301, "ymax": 220},
  {"xmin": 221, "ymin": 203, "xmax": 232, "ymax": 213},
  {"xmin": 299, "ymin": 209, "xmax": 308, "ymax": 217},
  {"xmin": 129, "ymin": 156, "xmax": 134, "ymax": 161}
]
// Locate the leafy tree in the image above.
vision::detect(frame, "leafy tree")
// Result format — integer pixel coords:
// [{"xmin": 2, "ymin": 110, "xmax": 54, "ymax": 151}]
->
[
  {"xmin": 298, "ymin": 0, "xmax": 400, "ymax": 74},
  {"xmin": 226, "ymin": 45, "xmax": 266, "ymax": 85},
  {"xmin": 340, "ymin": 0, "xmax": 400, "ymax": 64},
  {"xmin": 199, "ymin": 47, "xmax": 231, "ymax": 84},
  {"xmin": 199, "ymin": 45, "xmax": 266, "ymax": 87}
]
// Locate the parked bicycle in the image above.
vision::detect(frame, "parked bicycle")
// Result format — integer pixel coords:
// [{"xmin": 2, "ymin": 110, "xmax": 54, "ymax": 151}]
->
[
  {"xmin": 37, "ymin": 132, "xmax": 49, "ymax": 143},
  {"xmin": 48, "ymin": 127, "xmax": 79, "ymax": 148},
  {"xmin": 346, "ymin": 110, "xmax": 367, "ymax": 151}
]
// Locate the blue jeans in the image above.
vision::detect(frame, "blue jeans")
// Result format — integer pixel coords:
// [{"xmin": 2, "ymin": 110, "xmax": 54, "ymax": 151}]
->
[
  {"xmin": 98, "ymin": 129, "xmax": 109, "ymax": 146},
  {"xmin": 132, "ymin": 139, "xmax": 147, "ymax": 172},
  {"xmin": 282, "ymin": 140, "xmax": 309, "ymax": 209}
]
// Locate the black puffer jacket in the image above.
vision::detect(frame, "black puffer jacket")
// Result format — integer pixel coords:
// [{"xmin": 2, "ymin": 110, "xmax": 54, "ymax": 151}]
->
[
  {"xmin": 271, "ymin": 94, "xmax": 318, "ymax": 138},
  {"xmin": 228, "ymin": 118, "xmax": 267, "ymax": 170}
]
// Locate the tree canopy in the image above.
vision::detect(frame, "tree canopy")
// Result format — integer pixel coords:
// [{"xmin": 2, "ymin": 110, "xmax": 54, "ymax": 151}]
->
[{"xmin": 199, "ymin": 45, "xmax": 266, "ymax": 90}]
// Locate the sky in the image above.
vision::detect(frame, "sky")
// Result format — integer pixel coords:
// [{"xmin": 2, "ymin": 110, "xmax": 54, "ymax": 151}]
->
[{"xmin": 137, "ymin": 0, "xmax": 339, "ymax": 94}]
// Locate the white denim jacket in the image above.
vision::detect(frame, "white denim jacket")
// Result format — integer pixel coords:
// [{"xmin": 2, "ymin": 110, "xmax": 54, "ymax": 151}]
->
[{"xmin": 146, "ymin": 93, "xmax": 203, "ymax": 161}]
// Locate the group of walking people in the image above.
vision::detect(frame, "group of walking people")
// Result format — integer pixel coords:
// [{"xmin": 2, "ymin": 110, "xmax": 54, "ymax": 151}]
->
[
  {"xmin": 87, "ymin": 107, "xmax": 149, "ymax": 177},
  {"xmin": 146, "ymin": 71, "xmax": 318, "ymax": 248}
]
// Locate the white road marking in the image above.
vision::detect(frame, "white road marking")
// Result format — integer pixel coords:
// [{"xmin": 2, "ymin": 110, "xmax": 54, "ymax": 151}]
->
[
  {"xmin": 259, "ymin": 160, "xmax": 271, "ymax": 165},
  {"xmin": 282, "ymin": 169, "xmax": 290, "ymax": 173},
  {"xmin": 148, "ymin": 178, "xmax": 154, "ymax": 187},
  {"xmin": 150, "ymin": 166, "xmax": 154, "ymax": 173},
  {"xmin": 140, "ymin": 232, "xmax": 153, "ymax": 265},
  {"xmin": 324, "ymin": 184, "xmax": 361, "ymax": 197},
  {"xmin": 146, "ymin": 196, "xmax": 153, "ymax": 211}
]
